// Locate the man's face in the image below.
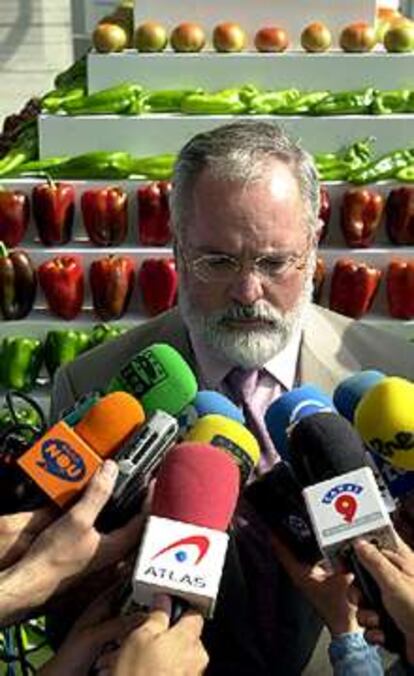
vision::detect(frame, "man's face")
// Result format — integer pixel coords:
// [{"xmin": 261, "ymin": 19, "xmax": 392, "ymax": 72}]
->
[{"xmin": 177, "ymin": 161, "xmax": 317, "ymax": 368}]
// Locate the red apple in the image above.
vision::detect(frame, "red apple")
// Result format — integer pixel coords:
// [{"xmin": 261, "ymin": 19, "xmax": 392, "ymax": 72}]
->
[
  {"xmin": 254, "ymin": 26, "xmax": 289, "ymax": 52},
  {"xmin": 213, "ymin": 22, "xmax": 247, "ymax": 52},
  {"xmin": 300, "ymin": 22, "xmax": 332, "ymax": 52},
  {"xmin": 134, "ymin": 21, "xmax": 168, "ymax": 52},
  {"xmin": 339, "ymin": 22, "xmax": 376, "ymax": 52},
  {"xmin": 170, "ymin": 22, "xmax": 206, "ymax": 52}
]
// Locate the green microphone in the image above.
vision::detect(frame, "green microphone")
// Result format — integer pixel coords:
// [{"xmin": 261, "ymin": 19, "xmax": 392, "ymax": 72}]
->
[{"xmin": 107, "ymin": 343, "xmax": 197, "ymax": 416}]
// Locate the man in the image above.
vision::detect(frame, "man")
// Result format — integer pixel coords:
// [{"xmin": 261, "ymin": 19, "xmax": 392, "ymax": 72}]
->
[{"xmin": 51, "ymin": 121, "xmax": 414, "ymax": 675}]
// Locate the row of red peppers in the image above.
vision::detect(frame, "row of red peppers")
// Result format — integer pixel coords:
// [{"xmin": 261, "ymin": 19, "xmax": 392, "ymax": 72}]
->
[
  {"xmin": 0, "ymin": 180, "xmax": 172, "ymax": 247},
  {"xmin": 313, "ymin": 257, "xmax": 414, "ymax": 319},
  {"xmin": 0, "ymin": 248, "xmax": 178, "ymax": 321},
  {"xmin": 1, "ymin": 182, "xmax": 413, "ymax": 248}
]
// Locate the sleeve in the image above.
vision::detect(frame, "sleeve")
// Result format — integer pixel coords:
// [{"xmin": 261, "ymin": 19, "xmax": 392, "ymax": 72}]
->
[{"xmin": 329, "ymin": 632, "xmax": 384, "ymax": 676}]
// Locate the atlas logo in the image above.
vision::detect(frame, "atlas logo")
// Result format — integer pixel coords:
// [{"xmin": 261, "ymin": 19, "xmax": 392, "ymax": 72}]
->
[
  {"xmin": 37, "ymin": 438, "xmax": 86, "ymax": 482},
  {"xmin": 152, "ymin": 535, "xmax": 210, "ymax": 565},
  {"xmin": 322, "ymin": 483, "xmax": 363, "ymax": 523}
]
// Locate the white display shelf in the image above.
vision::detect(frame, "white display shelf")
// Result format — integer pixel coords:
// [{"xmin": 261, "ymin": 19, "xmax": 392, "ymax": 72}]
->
[
  {"xmin": 38, "ymin": 113, "xmax": 414, "ymax": 158},
  {"xmin": 133, "ymin": 0, "xmax": 375, "ymax": 50},
  {"xmin": 88, "ymin": 51, "xmax": 414, "ymax": 93}
]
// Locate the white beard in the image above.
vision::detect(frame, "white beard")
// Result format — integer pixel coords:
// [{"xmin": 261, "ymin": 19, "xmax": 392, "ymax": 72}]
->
[{"xmin": 179, "ymin": 252, "xmax": 316, "ymax": 368}]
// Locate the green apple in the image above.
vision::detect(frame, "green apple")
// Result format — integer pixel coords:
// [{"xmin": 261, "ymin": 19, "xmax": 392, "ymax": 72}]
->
[
  {"xmin": 384, "ymin": 21, "xmax": 414, "ymax": 52},
  {"xmin": 301, "ymin": 22, "xmax": 332, "ymax": 53},
  {"xmin": 134, "ymin": 21, "xmax": 168, "ymax": 52}
]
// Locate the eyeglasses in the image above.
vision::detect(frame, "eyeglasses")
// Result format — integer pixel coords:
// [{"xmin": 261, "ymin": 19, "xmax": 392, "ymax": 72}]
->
[{"xmin": 178, "ymin": 240, "xmax": 311, "ymax": 284}]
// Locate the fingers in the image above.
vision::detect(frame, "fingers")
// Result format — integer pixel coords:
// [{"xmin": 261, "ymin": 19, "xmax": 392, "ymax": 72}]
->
[
  {"xmin": 365, "ymin": 629, "xmax": 385, "ymax": 646},
  {"xmin": 171, "ymin": 609, "xmax": 204, "ymax": 641},
  {"xmin": 353, "ymin": 539, "xmax": 400, "ymax": 590},
  {"xmin": 97, "ymin": 514, "xmax": 144, "ymax": 571},
  {"xmin": 70, "ymin": 461, "xmax": 118, "ymax": 528},
  {"xmin": 137, "ymin": 608, "xmax": 171, "ymax": 637},
  {"xmin": 356, "ymin": 608, "xmax": 380, "ymax": 629}
]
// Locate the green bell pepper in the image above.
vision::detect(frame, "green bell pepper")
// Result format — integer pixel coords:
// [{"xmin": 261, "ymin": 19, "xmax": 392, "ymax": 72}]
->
[
  {"xmin": 44, "ymin": 329, "xmax": 91, "ymax": 377},
  {"xmin": 0, "ymin": 337, "xmax": 43, "ymax": 391},
  {"xmin": 88, "ymin": 323, "xmax": 127, "ymax": 349}
]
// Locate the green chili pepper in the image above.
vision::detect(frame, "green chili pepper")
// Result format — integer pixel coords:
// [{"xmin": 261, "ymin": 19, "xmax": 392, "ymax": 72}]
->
[
  {"xmin": 41, "ymin": 86, "xmax": 86, "ymax": 113},
  {"xmin": 371, "ymin": 89, "xmax": 411, "ymax": 115},
  {"xmin": 281, "ymin": 91, "xmax": 330, "ymax": 114},
  {"xmin": 44, "ymin": 329, "xmax": 90, "ymax": 377},
  {"xmin": 128, "ymin": 154, "xmax": 176, "ymax": 180},
  {"xmin": 62, "ymin": 83, "xmax": 142, "ymax": 115},
  {"xmin": 141, "ymin": 88, "xmax": 203, "ymax": 113},
  {"xmin": 349, "ymin": 149, "xmax": 414, "ymax": 184},
  {"xmin": 0, "ymin": 123, "xmax": 38, "ymax": 177},
  {"xmin": 395, "ymin": 165, "xmax": 414, "ymax": 182},
  {"xmin": 88, "ymin": 323, "xmax": 127, "ymax": 349},
  {"xmin": 311, "ymin": 88, "xmax": 375, "ymax": 116},
  {"xmin": 316, "ymin": 162, "xmax": 352, "ymax": 181},
  {"xmin": 45, "ymin": 151, "xmax": 134, "ymax": 179},
  {"xmin": 0, "ymin": 404, "xmax": 41, "ymax": 432},
  {"xmin": 248, "ymin": 89, "xmax": 300, "ymax": 114},
  {"xmin": 181, "ymin": 88, "xmax": 249, "ymax": 115},
  {"xmin": 0, "ymin": 337, "xmax": 43, "ymax": 391},
  {"xmin": 11, "ymin": 156, "xmax": 70, "ymax": 176}
]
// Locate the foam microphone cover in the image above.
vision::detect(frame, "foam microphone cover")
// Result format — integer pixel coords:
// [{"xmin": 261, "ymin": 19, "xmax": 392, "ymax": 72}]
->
[
  {"xmin": 108, "ymin": 343, "xmax": 197, "ymax": 416},
  {"xmin": 265, "ymin": 385, "xmax": 335, "ymax": 459},
  {"xmin": 355, "ymin": 376, "xmax": 414, "ymax": 471},
  {"xmin": 289, "ymin": 411, "xmax": 367, "ymax": 487},
  {"xmin": 152, "ymin": 442, "xmax": 239, "ymax": 532},
  {"xmin": 334, "ymin": 370, "xmax": 385, "ymax": 422},
  {"xmin": 74, "ymin": 391, "xmax": 145, "ymax": 458},
  {"xmin": 193, "ymin": 391, "xmax": 245, "ymax": 424}
]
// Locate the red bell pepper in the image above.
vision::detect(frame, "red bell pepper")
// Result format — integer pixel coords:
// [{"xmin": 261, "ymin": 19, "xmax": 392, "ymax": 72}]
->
[
  {"xmin": 38, "ymin": 256, "xmax": 84, "ymax": 320},
  {"xmin": 0, "ymin": 188, "xmax": 30, "ymax": 247},
  {"xmin": 318, "ymin": 186, "xmax": 331, "ymax": 243},
  {"xmin": 89, "ymin": 255, "xmax": 135, "ymax": 320},
  {"xmin": 312, "ymin": 256, "xmax": 326, "ymax": 304},
  {"xmin": 32, "ymin": 179, "xmax": 75, "ymax": 246},
  {"xmin": 386, "ymin": 259, "xmax": 414, "ymax": 319},
  {"xmin": 137, "ymin": 180, "xmax": 172, "ymax": 246},
  {"xmin": 329, "ymin": 258, "xmax": 382, "ymax": 319},
  {"xmin": 138, "ymin": 258, "xmax": 178, "ymax": 316},
  {"xmin": 81, "ymin": 186, "xmax": 128, "ymax": 246},
  {"xmin": 340, "ymin": 189, "xmax": 384, "ymax": 248},
  {"xmin": 385, "ymin": 187, "xmax": 414, "ymax": 245}
]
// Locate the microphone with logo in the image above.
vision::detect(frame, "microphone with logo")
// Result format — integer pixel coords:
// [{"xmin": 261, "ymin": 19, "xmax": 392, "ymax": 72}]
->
[
  {"xmin": 107, "ymin": 343, "xmax": 198, "ymax": 417},
  {"xmin": 289, "ymin": 411, "xmax": 405, "ymax": 655},
  {"xmin": 132, "ymin": 441, "xmax": 240, "ymax": 619},
  {"xmin": 185, "ymin": 414, "xmax": 260, "ymax": 484},
  {"xmin": 178, "ymin": 390, "xmax": 245, "ymax": 438}
]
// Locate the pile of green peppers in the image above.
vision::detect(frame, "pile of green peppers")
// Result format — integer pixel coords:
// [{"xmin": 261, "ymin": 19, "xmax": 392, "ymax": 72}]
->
[{"xmin": 0, "ymin": 323, "xmax": 127, "ymax": 391}]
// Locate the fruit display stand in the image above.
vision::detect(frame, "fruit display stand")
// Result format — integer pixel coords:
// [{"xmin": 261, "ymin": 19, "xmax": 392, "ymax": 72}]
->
[{"xmin": 1, "ymin": 0, "xmax": 414, "ymax": 411}]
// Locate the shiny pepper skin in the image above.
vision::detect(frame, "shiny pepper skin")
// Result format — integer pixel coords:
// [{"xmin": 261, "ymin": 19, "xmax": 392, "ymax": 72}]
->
[
  {"xmin": 340, "ymin": 189, "xmax": 384, "ymax": 248},
  {"xmin": 81, "ymin": 186, "xmax": 128, "ymax": 246},
  {"xmin": 386, "ymin": 259, "xmax": 414, "ymax": 319},
  {"xmin": 329, "ymin": 258, "xmax": 382, "ymax": 319},
  {"xmin": 385, "ymin": 187, "xmax": 414, "ymax": 245}
]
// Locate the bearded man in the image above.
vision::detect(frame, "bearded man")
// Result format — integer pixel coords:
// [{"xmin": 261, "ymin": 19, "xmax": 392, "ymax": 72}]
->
[{"xmin": 50, "ymin": 121, "xmax": 414, "ymax": 675}]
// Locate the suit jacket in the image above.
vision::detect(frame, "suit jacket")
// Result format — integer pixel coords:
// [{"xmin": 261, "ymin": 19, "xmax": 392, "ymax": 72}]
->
[{"xmin": 50, "ymin": 305, "xmax": 414, "ymax": 676}]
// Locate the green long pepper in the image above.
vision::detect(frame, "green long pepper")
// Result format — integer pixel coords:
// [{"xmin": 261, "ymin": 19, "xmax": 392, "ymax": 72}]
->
[
  {"xmin": 349, "ymin": 149, "xmax": 414, "ymax": 184},
  {"xmin": 62, "ymin": 83, "xmax": 142, "ymax": 115},
  {"xmin": 181, "ymin": 89, "xmax": 249, "ymax": 115}
]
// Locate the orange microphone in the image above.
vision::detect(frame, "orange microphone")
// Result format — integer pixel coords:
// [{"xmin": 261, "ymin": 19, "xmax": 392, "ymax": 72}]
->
[{"xmin": 18, "ymin": 392, "xmax": 145, "ymax": 508}]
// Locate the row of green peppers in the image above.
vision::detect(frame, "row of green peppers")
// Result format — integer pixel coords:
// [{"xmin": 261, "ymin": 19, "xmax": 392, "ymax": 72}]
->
[
  {"xmin": 41, "ymin": 82, "xmax": 414, "ymax": 117},
  {"xmin": 0, "ymin": 323, "xmax": 127, "ymax": 392}
]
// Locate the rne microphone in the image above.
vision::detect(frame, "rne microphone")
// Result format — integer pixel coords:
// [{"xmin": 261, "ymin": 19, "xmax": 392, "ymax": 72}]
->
[
  {"xmin": 185, "ymin": 414, "xmax": 260, "ymax": 483},
  {"xmin": 17, "ymin": 392, "xmax": 145, "ymax": 508},
  {"xmin": 132, "ymin": 442, "xmax": 240, "ymax": 618},
  {"xmin": 107, "ymin": 343, "xmax": 198, "ymax": 416}
]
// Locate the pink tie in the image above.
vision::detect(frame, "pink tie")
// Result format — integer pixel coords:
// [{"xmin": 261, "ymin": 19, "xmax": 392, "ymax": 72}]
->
[{"xmin": 225, "ymin": 368, "xmax": 279, "ymax": 477}]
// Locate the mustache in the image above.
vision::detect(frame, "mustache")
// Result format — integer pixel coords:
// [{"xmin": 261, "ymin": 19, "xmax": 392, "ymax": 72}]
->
[{"xmin": 216, "ymin": 301, "xmax": 283, "ymax": 324}]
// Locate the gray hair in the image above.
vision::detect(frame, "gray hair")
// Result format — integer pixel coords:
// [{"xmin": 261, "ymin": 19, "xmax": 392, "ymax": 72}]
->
[{"xmin": 170, "ymin": 121, "xmax": 321, "ymax": 241}]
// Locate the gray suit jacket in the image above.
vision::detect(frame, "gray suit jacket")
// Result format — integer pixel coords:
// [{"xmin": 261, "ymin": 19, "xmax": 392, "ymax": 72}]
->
[{"xmin": 51, "ymin": 303, "xmax": 414, "ymax": 421}]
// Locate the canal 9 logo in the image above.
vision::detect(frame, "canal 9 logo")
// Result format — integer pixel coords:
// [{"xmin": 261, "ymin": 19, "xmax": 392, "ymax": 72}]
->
[{"xmin": 321, "ymin": 483, "xmax": 364, "ymax": 523}]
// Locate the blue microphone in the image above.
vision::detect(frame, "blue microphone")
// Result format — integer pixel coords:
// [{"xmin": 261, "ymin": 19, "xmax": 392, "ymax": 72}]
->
[
  {"xmin": 333, "ymin": 370, "xmax": 385, "ymax": 422},
  {"xmin": 178, "ymin": 390, "xmax": 245, "ymax": 437},
  {"xmin": 264, "ymin": 385, "xmax": 335, "ymax": 459}
]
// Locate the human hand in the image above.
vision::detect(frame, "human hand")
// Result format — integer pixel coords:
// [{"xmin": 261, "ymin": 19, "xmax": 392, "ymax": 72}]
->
[
  {"xmin": 351, "ymin": 535, "xmax": 414, "ymax": 664},
  {"xmin": 38, "ymin": 583, "xmax": 144, "ymax": 676},
  {"xmin": 0, "ymin": 507, "xmax": 56, "ymax": 570},
  {"xmin": 22, "ymin": 460, "xmax": 143, "ymax": 607},
  {"xmin": 271, "ymin": 533, "xmax": 359, "ymax": 636},
  {"xmin": 114, "ymin": 596, "xmax": 209, "ymax": 676}
]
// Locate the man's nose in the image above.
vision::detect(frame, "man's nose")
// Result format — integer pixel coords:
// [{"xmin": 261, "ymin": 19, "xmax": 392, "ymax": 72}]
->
[{"xmin": 229, "ymin": 270, "xmax": 264, "ymax": 305}]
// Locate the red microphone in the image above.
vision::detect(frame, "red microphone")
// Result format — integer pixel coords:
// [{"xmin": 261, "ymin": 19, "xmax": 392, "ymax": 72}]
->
[{"xmin": 133, "ymin": 442, "xmax": 239, "ymax": 617}]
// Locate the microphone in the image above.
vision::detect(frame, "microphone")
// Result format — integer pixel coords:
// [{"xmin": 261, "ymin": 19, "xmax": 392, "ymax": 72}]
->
[
  {"xmin": 354, "ymin": 376, "xmax": 414, "ymax": 471},
  {"xmin": 290, "ymin": 412, "xmax": 405, "ymax": 655},
  {"xmin": 17, "ymin": 392, "xmax": 145, "ymax": 508},
  {"xmin": 132, "ymin": 442, "xmax": 240, "ymax": 618},
  {"xmin": 185, "ymin": 414, "xmax": 260, "ymax": 483},
  {"xmin": 333, "ymin": 370, "xmax": 385, "ymax": 422},
  {"xmin": 264, "ymin": 385, "xmax": 335, "ymax": 460},
  {"xmin": 178, "ymin": 390, "xmax": 245, "ymax": 436},
  {"xmin": 107, "ymin": 343, "xmax": 198, "ymax": 416}
]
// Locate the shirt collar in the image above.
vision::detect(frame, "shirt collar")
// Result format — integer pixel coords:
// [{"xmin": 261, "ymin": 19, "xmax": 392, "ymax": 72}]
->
[{"xmin": 189, "ymin": 326, "xmax": 302, "ymax": 391}]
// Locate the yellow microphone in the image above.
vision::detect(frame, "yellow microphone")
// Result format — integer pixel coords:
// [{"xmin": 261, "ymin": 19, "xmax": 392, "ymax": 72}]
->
[
  {"xmin": 354, "ymin": 377, "xmax": 414, "ymax": 471},
  {"xmin": 185, "ymin": 414, "xmax": 260, "ymax": 483}
]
